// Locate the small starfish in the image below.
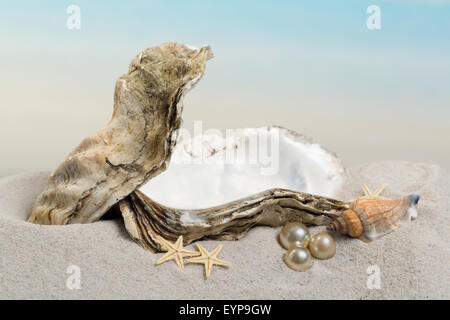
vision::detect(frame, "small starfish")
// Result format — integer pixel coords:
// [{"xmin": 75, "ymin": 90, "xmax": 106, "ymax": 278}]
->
[
  {"xmin": 362, "ymin": 183, "xmax": 388, "ymax": 198},
  {"xmin": 156, "ymin": 236, "xmax": 200, "ymax": 270},
  {"xmin": 186, "ymin": 243, "xmax": 231, "ymax": 279}
]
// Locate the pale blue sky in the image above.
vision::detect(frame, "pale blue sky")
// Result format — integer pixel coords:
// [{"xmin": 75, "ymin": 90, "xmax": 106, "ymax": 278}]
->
[{"xmin": 1, "ymin": 0, "xmax": 449, "ymax": 117}]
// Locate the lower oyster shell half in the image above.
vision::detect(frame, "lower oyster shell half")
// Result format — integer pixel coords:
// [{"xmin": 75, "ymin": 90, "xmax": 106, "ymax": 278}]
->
[
  {"xmin": 140, "ymin": 126, "xmax": 346, "ymax": 209},
  {"xmin": 120, "ymin": 126, "xmax": 348, "ymax": 252}
]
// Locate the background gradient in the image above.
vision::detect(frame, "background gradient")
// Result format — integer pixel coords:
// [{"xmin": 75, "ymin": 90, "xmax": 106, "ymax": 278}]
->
[{"xmin": 1, "ymin": 0, "xmax": 449, "ymax": 177}]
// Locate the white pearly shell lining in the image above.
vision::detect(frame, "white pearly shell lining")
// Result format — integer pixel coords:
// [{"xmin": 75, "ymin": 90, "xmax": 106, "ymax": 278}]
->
[{"xmin": 139, "ymin": 126, "xmax": 346, "ymax": 210}]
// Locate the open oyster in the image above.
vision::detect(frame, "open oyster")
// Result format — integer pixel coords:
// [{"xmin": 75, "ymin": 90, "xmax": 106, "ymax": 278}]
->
[
  {"xmin": 27, "ymin": 42, "xmax": 350, "ymax": 252},
  {"xmin": 27, "ymin": 42, "xmax": 417, "ymax": 253}
]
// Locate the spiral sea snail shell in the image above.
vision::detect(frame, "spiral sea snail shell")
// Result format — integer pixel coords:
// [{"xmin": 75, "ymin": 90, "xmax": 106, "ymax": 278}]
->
[{"xmin": 327, "ymin": 184, "xmax": 420, "ymax": 242}]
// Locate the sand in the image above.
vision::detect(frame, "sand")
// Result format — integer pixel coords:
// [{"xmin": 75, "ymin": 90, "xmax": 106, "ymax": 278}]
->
[{"xmin": 1, "ymin": 161, "xmax": 449, "ymax": 299}]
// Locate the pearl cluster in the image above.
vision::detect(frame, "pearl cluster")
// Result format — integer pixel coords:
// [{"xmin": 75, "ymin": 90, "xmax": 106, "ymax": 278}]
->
[{"xmin": 279, "ymin": 222, "xmax": 336, "ymax": 272}]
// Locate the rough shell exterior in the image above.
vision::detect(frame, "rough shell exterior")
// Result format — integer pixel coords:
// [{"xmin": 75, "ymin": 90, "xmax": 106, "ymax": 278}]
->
[
  {"xmin": 119, "ymin": 189, "xmax": 348, "ymax": 252},
  {"xmin": 28, "ymin": 43, "xmax": 213, "ymax": 225}
]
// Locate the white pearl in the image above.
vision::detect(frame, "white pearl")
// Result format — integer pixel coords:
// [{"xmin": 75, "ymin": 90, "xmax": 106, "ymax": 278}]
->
[
  {"xmin": 284, "ymin": 247, "xmax": 313, "ymax": 272},
  {"xmin": 279, "ymin": 222, "xmax": 311, "ymax": 249},
  {"xmin": 309, "ymin": 232, "xmax": 336, "ymax": 260}
]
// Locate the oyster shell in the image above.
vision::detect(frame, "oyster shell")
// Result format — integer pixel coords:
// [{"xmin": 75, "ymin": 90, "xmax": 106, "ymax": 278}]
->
[
  {"xmin": 120, "ymin": 126, "xmax": 348, "ymax": 252},
  {"xmin": 28, "ymin": 43, "xmax": 213, "ymax": 225}
]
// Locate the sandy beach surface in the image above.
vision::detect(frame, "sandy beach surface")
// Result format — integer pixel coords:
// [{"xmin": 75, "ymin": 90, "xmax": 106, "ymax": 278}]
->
[{"xmin": 1, "ymin": 161, "xmax": 449, "ymax": 299}]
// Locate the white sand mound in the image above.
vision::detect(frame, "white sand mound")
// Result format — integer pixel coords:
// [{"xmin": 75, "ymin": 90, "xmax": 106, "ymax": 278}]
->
[{"xmin": 1, "ymin": 161, "xmax": 449, "ymax": 299}]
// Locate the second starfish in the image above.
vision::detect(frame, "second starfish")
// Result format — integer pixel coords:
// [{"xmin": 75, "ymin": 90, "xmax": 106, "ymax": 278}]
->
[{"xmin": 187, "ymin": 243, "xmax": 231, "ymax": 279}]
